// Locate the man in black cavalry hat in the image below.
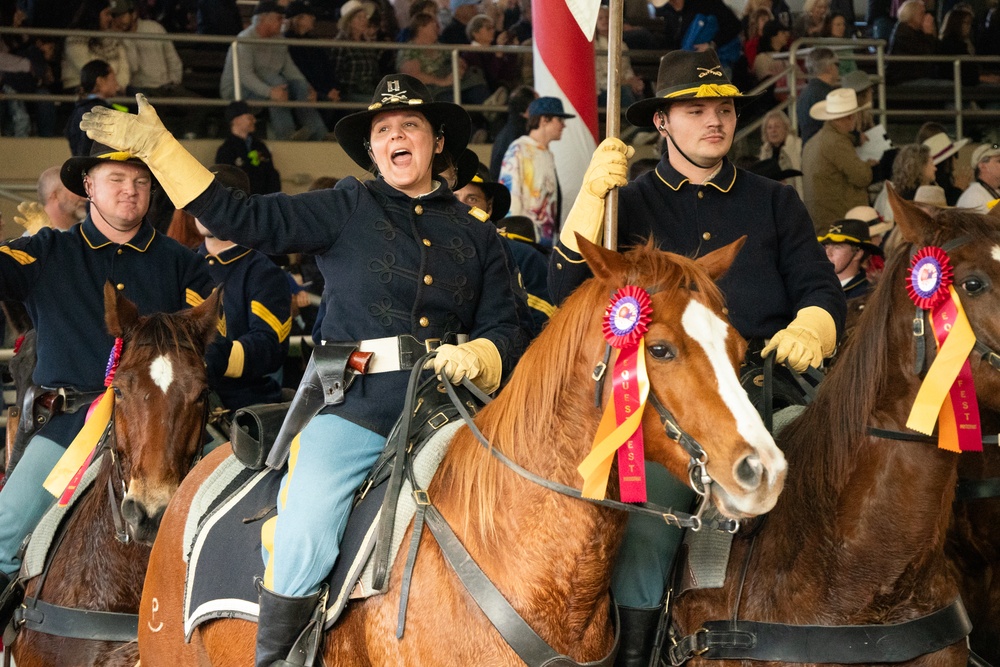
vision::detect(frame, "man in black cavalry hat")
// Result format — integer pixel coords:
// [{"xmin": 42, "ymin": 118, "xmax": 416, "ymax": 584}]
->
[{"xmin": 549, "ymin": 49, "xmax": 845, "ymax": 666}]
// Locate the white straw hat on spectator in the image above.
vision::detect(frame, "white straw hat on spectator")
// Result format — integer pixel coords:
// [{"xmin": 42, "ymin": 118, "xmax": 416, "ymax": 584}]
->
[
  {"xmin": 845, "ymin": 204, "xmax": 893, "ymax": 237},
  {"xmin": 922, "ymin": 132, "xmax": 968, "ymax": 166},
  {"xmin": 809, "ymin": 88, "xmax": 871, "ymax": 121},
  {"xmin": 340, "ymin": 0, "xmax": 376, "ymax": 19},
  {"xmin": 913, "ymin": 184, "xmax": 951, "ymax": 209},
  {"xmin": 971, "ymin": 143, "xmax": 1000, "ymax": 169}
]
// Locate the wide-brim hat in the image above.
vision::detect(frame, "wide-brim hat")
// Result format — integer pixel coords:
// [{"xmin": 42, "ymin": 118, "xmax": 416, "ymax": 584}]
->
[
  {"xmin": 971, "ymin": 143, "xmax": 1000, "ymax": 169},
  {"xmin": 922, "ymin": 132, "xmax": 968, "ymax": 166},
  {"xmin": 817, "ymin": 218, "xmax": 883, "ymax": 256},
  {"xmin": 625, "ymin": 50, "xmax": 760, "ymax": 127},
  {"xmin": 452, "ymin": 148, "xmax": 480, "ymax": 191},
  {"xmin": 60, "ymin": 142, "xmax": 152, "ymax": 198},
  {"xmin": 809, "ymin": 87, "xmax": 871, "ymax": 121},
  {"xmin": 840, "ymin": 69, "xmax": 875, "ymax": 93},
  {"xmin": 465, "ymin": 162, "xmax": 511, "ymax": 221},
  {"xmin": 913, "ymin": 184, "xmax": 952, "ymax": 209},
  {"xmin": 334, "ymin": 74, "xmax": 471, "ymax": 171},
  {"xmin": 497, "ymin": 215, "xmax": 541, "ymax": 248},
  {"xmin": 844, "ymin": 204, "xmax": 892, "ymax": 237}
]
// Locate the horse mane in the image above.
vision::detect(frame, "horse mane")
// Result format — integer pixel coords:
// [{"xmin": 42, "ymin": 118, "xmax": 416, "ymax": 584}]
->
[
  {"xmin": 779, "ymin": 207, "xmax": 999, "ymax": 506},
  {"xmin": 124, "ymin": 310, "xmax": 206, "ymax": 361},
  {"xmin": 438, "ymin": 241, "xmax": 726, "ymax": 543}
]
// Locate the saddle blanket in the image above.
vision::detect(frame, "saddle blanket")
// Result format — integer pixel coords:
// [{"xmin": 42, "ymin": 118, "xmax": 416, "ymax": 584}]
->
[{"xmin": 182, "ymin": 420, "xmax": 463, "ymax": 640}]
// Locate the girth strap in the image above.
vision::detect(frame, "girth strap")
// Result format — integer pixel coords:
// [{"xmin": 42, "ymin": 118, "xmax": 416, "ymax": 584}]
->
[
  {"xmin": 955, "ymin": 477, "xmax": 1000, "ymax": 502},
  {"xmin": 422, "ymin": 503, "xmax": 620, "ymax": 667},
  {"xmin": 14, "ymin": 597, "xmax": 138, "ymax": 642},
  {"xmin": 668, "ymin": 598, "xmax": 970, "ymax": 665}
]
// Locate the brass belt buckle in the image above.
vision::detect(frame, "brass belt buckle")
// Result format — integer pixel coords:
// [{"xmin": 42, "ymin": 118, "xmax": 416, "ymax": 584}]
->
[{"xmin": 424, "ymin": 338, "xmax": 442, "ymax": 352}]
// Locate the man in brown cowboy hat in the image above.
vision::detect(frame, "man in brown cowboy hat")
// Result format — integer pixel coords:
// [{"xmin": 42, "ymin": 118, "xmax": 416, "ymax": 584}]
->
[
  {"xmin": 817, "ymin": 217, "xmax": 883, "ymax": 299},
  {"xmin": 550, "ymin": 48, "xmax": 844, "ymax": 666},
  {"xmin": 0, "ymin": 143, "xmax": 213, "ymax": 631}
]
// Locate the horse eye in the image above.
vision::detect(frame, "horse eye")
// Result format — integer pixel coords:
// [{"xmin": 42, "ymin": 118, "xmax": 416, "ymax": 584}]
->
[
  {"xmin": 962, "ymin": 277, "xmax": 986, "ymax": 295},
  {"xmin": 648, "ymin": 343, "xmax": 676, "ymax": 360}
]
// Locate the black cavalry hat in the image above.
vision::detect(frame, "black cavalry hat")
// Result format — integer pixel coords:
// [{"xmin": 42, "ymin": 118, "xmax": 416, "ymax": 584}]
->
[
  {"xmin": 334, "ymin": 74, "xmax": 472, "ymax": 171},
  {"xmin": 625, "ymin": 49, "xmax": 760, "ymax": 128},
  {"xmin": 817, "ymin": 218, "xmax": 883, "ymax": 257},
  {"xmin": 451, "ymin": 148, "xmax": 481, "ymax": 191},
  {"xmin": 60, "ymin": 142, "xmax": 152, "ymax": 198},
  {"xmin": 467, "ymin": 162, "xmax": 511, "ymax": 221}
]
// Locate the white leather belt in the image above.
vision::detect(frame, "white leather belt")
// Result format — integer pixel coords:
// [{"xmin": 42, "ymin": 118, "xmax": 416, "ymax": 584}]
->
[{"xmin": 357, "ymin": 334, "xmax": 468, "ymax": 374}]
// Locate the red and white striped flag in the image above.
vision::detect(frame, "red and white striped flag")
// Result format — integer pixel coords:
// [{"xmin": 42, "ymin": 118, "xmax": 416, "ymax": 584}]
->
[{"xmin": 532, "ymin": 0, "xmax": 599, "ymax": 225}]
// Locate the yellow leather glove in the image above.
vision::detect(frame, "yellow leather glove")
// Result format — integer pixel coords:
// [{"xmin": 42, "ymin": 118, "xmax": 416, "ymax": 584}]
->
[
  {"xmin": 13, "ymin": 201, "xmax": 51, "ymax": 235},
  {"xmin": 426, "ymin": 338, "xmax": 503, "ymax": 393},
  {"xmin": 762, "ymin": 306, "xmax": 838, "ymax": 372},
  {"xmin": 559, "ymin": 138, "xmax": 634, "ymax": 253},
  {"xmin": 79, "ymin": 93, "xmax": 214, "ymax": 208}
]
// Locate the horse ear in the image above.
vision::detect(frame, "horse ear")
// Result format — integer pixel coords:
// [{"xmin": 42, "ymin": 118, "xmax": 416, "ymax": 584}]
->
[
  {"xmin": 578, "ymin": 235, "xmax": 628, "ymax": 279},
  {"xmin": 887, "ymin": 182, "xmax": 935, "ymax": 246},
  {"xmin": 189, "ymin": 287, "xmax": 223, "ymax": 350},
  {"xmin": 695, "ymin": 236, "xmax": 746, "ymax": 281},
  {"xmin": 104, "ymin": 281, "xmax": 139, "ymax": 338}
]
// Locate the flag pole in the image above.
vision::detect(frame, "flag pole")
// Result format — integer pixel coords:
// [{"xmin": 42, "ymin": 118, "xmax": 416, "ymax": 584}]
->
[{"xmin": 603, "ymin": 0, "xmax": 624, "ymax": 251}]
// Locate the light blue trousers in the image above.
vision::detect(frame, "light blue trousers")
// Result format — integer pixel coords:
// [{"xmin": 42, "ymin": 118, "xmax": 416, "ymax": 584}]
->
[
  {"xmin": 611, "ymin": 461, "xmax": 695, "ymax": 608},
  {"xmin": 0, "ymin": 435, "xmax": 64, "ymax": 576},
  {"xmin": 262, "ymin": 414, "xmax": 386, "ymax": 597}
]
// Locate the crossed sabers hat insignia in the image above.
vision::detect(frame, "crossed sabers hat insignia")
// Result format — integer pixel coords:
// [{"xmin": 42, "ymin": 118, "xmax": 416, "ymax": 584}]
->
[{"xmin": 697, "ymin": 66, "xmax": 723, "ymax": 78}]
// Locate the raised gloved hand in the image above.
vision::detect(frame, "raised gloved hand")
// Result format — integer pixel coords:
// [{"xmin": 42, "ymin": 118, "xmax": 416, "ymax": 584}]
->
[
  {"xmin": 558, "ymin": 138, "xmax": 634, "ymax": 253},
  {"xmin": 762, "ymin": 306, "xmax": 837, "ymax": 372},
  {"xmin": 80, "ymin": 93, "xmax": 214, "ymax": 208},
  {"xmin": 426, "ymin": 338, "xmax": 502, "ymax": 393},
  {"xmin": 13, "ymin": 201, "xmax": 51, "ymax": 235}
]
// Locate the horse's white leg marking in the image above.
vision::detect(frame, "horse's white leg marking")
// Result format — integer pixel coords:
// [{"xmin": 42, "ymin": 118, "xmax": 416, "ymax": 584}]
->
[
  {"xmin": 149, "ymin": 355, "xmax": 174, "ymax": 394},
  {"xmin": 147, "ymin": 596, "xmax": 164, "ymax": 633},
  {"xmin": 680, "ymin": 300, "xmax": 786, "ymax": 480}
]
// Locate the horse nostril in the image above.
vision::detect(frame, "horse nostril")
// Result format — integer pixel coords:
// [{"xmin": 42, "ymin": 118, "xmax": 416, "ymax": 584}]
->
[
  {"xmin": 121, "ymin": 497, "xmax": 144, "ymax": 525},
  {"xmin": 734, "ymin": 454, "xmax": 763, "ymax": 490}
]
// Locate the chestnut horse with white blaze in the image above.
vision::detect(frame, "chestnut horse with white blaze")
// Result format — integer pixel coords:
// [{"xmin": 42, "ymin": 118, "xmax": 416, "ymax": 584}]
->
[
  {"xmin": 8, "ymin": 284, "xmax": 219, "ymax": 667},
  {"xmin": 670, "ymin": 189, "xmax": 1000, "ymax": 666},
  {"xmin": 137, "ymin": 238, "xmax": 786, "ymax": 666}
]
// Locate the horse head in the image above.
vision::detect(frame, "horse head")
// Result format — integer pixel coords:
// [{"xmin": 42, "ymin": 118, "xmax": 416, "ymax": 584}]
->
[
  {"xmin": 887, "ymin": 186, "xmax": 1000, "ymax": 408},
  {"xmin": 103, "ymin": 283, "xmax": 221, "ymax": 544},
  {"xmin": 574, "ymin": 238, "xmax": 786, "ymax": 520}
]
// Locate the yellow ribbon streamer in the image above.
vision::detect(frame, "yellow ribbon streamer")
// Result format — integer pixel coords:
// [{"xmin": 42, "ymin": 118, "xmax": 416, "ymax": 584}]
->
[
  {"xmin": 906, "ymin": 286, "xmax": 976, "ymax": 437},
  {"xmin": 42, "ymin": 387, "xmax": 115, "ymax": 497},
  {"xmin": 578, "ymin": 342, "xmax": 650, "ymax": 499}
]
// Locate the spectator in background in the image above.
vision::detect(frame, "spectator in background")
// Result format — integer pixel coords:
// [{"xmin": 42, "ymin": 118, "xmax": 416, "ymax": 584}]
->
[
  {"xmin": 62, "ymin": 0, "xmax": 132, "ymax": 93},
  {"xmin": 793, "ymin": 0, "xmax": 829, "ymax": 38},
  {"xmin": 397, "ymin": 0, "xmax": 437, "ymax": 40},
  {"xmin": 921, "ymin": 131, "xmax": 967, "ymax": 205},
  {"xmin": 802, "ymin": 88, "xmax": 876, "ymax": 232},
  {"xmin": 397, "ymin": 11, "xmax": 492, "ymax": 108},
  {"xmin": 822, "ymin": 13, "xmax": 858, "ymax": 74},
  {"xmin": 743, "ymin": 7, "xmax": 775, "ymax": 69},
  {"xmin": 817, "ymin": 217, "xmax": 882, "ymax": 299},
  {"xmin": 752, "ymin": 19, "xmax": 793, "ymax": 91},
  {"xmin": 957, "ymin": 143, "xmax": 1000, "ymax": 213},
  {"xmin": 829, "ymin": 0, "xmax": 856, "ymax": 30},
  {"xmin": 463, "ymin": 13, "xmax": 521, "ymax": 94},
  {"xmin": 741, "ymin": 0, "xmax": 773, "ymax": 38},
  {"xmin": 197, "ymin": 164, "xmax": 291, "ymax": 411},
  {"xmin": 332, "ymin": 0, "xmax": 383, "ymax": 103},
  {"xmin": 285, "ymin": 0, "xmax": 342, "ymax": 127},
  {"xmin": 197, "ymin": 0, "xmax": 243, "ymax": 38},
  {"xmin": 758, "ymin": 109, "xmax": 803, "ymax": 197},
  {"xmin": 656, "ymin": 0, "xmax": 743, "ymax": 65},
  {"xmin": 873, "ymin": 143, "xmax": 936, "ymax": 220},
  {"xmin": 36, "ymin": 166, "xmax": 87, "ymax": 230},
  {"xmin": 490, "ymin": 84, "xmax": 535, "ymax": 179},
  {"xmin": 595, "ymin": 5, "xmax": 645, "ymax": 108},
  {"xmin": 937, "ymin": 8, "xmax": 999, "ymax": 84},
  {"xmin": 868, "ymin": 0, "xmax": 892, "ymax": 38},
  {"xmin": 500, "ymin": 96, "xmax": 573, "ymax": 248},
  {"xmin": 887, "ymin": 0, "xmax": 938, "ymax": 85},
  {"xmin": 220, "ymin": 1, "xmax": 329, "ymax": 141},
  {"xmin": 215, "ymin": 100, "xmax": 282, "ymax": 194},
  {"xmin": 65, "ymin": 59, "xmax": 121, "ymax": 156},
  {"xmin": 797, "ymin": 47, "xmax": 839, "ymax": 146},
  {"xmin": 440, "ymin": 0, "xmax": 478, "ymax": 43}
]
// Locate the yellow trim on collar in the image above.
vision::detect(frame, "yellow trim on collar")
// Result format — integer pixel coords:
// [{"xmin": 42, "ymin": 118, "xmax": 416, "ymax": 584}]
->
[
  {"xmin": 186, "ymin": 289, "xmax": 205, "ymax": 307},
  {"xmin": 654, "ymin": 164, "xmax": 736, "ymax": 193},
  {"xmin": 553, "ymin": 245, "xmax": 587, "ymax": 264},
  {"xmin": 468, "ymin": 207, "xmax": 490, "ymax": 222},
  {"xmin": 252, "ymin": 300, "xmax": 292, "ymax": 342},
  {"xmin": 124, "ymin": 228, "xmax": 155, "ymax": 253},
  {"xmin": 655, "ymin": 166, "xmax": 686, "ymax": 191},
  {"xmin": 527, "ymin": 293, "xmax": 556, "ymax": 317},
  {"xmin": 664, "ymin": 84, "xmax": 742, "ymax": 99},
  {"xmin": 0, "ymin": 246, "xmax": 36, "ymax": 265},
  {"xmin": 212, "ymin": 248, "xmax": 252, "ymax": 265},
  {"xmin": 80, "ymin": 225, "xmax": 112, "ymax": 249},
  {"xmin": 224, "ymin": 340, "xmax": 245, "ymax": 378},
  {"xmin": 706, "ymin": 165, "xmax": 737, "ymax": 192}
]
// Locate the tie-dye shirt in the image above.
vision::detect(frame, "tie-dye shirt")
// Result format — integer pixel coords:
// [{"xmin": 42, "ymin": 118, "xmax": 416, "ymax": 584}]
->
[{"xmin": 499, "ymin": 135, "xmax": 559, "ymax": 247}]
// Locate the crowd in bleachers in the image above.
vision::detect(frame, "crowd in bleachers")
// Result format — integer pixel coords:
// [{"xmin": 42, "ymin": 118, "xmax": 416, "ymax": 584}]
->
[{"xmin": 0, "ymin": 0, "xmax": 999, "ymax": 144}]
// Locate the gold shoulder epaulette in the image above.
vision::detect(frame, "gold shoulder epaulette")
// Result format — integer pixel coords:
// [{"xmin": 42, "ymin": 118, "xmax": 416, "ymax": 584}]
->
[{"xmin": 468, "ymin": 207, "xmax": 490, "ymax": 223}]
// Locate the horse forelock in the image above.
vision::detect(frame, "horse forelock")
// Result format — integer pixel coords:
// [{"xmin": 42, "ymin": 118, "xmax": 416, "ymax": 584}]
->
[{"xmin": 442, "ymin": 244, "xmax": 725, "ymax": 544}]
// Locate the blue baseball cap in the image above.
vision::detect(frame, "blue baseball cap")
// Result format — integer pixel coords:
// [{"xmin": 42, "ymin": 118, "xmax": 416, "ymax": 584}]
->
[{"xmin": 527, "ymin": 97, "xmax": 576, "ymax": 119}]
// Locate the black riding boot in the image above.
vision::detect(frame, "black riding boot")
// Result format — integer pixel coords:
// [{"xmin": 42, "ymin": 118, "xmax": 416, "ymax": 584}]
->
[
  {"xmin": 614, "ymin": 605, "xmax": 664, "ymax": 667},
  {"xmin": 0, "ymin": 572, "xmax": 26, "ymax": 633},
  {"xmin": 255, "ymin": 584, "xmax": 323, "ymax": 667}
]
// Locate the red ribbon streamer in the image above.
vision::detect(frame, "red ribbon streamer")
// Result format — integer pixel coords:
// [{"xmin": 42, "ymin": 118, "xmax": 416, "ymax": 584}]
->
[
  {"xmin": 612, "ymin": 343, "xmax": 647, "ymax": 503},
  {"xmin": 929, "ymin": 295, "xmax": 982, "ymax": 452}
]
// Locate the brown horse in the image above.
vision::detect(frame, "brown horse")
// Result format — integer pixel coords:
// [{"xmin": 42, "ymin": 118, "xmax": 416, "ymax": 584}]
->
[
  {"xmin": 9, "ymin": 284, "xmax": 219, "ymax": 667},
  {"xmin": 136, "ymin": 238, "xmax": 788, "ymax": 666},
  {"xmin": 670, "ymin": 190, "xmax": 1000, "ymax": 665}
]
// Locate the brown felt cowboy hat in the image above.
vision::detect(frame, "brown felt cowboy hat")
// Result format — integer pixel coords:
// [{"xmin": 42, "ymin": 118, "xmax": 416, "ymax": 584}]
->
[
  {"xmin": 625, "ymin": 49, "xmax": 760, "ymax": 128},
  {"xmin": 60, "ymin": 142, "xmax": 153, "ymax": 198},
  {"xmin": 334, "ymin": 74, "xmax": 471, "ymax": 171}
]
